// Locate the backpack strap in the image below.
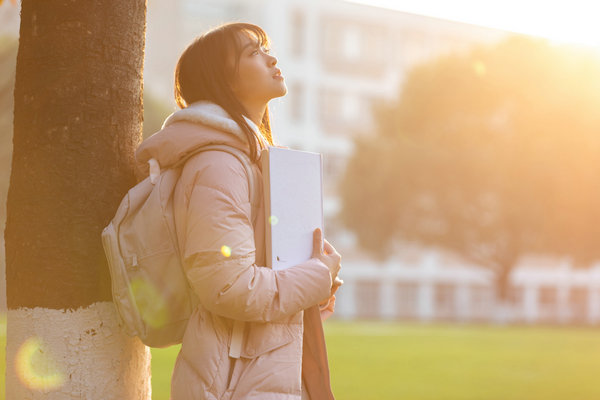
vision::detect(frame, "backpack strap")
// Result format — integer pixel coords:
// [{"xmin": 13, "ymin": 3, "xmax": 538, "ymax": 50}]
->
[{"xmin": 149, "ymin": 145, "xmax": 259, "ymax": 224}]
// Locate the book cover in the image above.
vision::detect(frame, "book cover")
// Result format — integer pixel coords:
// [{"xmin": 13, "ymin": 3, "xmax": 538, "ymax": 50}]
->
[{"xmin": 261, "ymin": 146, "xmax": 324, "ymax": 270}]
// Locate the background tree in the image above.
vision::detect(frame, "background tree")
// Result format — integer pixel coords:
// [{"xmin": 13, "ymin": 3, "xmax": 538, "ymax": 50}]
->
[
  {"xmin": 340, "ymin": 36, "xmax": 600, "ymax": 301},
  {"xmin": 143, "ymin": 89, "xmax": 174, "ymax": 139},
  {"xmin": 4, "ymin": 0, "xmax": 150, "ymax": 398},
  {"xmin": 0, "ymin": 35, "xmax": 17, "ymax": 311}
]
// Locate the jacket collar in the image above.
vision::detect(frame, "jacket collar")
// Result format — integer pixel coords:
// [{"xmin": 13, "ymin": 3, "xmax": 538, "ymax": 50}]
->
[{"xmin": 135, "ymin": 101, "xmax": 265, "ymax": 178}]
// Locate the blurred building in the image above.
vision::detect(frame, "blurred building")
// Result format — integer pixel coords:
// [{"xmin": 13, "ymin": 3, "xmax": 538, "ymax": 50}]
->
[
  {"xmin": 130, "ymin": 0, "xmax": 600, "ymax": 324},
  {"xmin": 144, "ymin": 0, "xmax": 508, "ymax": 236},
  {"xmin": 3, "ymin": 1, "xmax": 592, "ymax": 324},
  {"xmin": 336, "ymin": 252, "xmax": 600, "ymax": 325},
  {"xmin": 0, "ymin": 1, "xmax": 19, "ymax": 37}
]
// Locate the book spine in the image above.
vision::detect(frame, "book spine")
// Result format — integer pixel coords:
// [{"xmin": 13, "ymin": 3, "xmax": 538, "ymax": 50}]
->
[
  {"xmin": 261, "ymin": 148, "xmax": 273, "ymax": 268},
  {"xmin": 320, "ymin": 153, "xmax": 324, "ymax": 235}
]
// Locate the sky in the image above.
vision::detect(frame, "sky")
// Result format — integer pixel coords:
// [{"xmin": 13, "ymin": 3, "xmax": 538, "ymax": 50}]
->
[{"xmin": 349, "ymin": 0, "xmax": 600, "ymax": 49}]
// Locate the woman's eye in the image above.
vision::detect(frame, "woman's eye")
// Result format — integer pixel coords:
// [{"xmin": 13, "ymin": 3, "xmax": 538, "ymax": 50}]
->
[{"xmin": 250, "ymin": 47, "xmax": 270, "ymax": 56}]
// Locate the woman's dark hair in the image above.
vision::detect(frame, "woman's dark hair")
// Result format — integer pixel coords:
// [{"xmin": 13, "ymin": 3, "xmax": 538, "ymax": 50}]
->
[{"xmin": 174, "ymin": 22, "xmax": 274, "ymax": 161}]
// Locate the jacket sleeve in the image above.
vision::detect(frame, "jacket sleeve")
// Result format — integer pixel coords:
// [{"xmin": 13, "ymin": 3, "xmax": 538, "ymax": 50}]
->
[{"xmin": 180, "ymin": 151, "xmax": 332, "ymax": 322}]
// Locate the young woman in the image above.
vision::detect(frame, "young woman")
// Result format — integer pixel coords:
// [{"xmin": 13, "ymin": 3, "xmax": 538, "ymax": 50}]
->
[{"xmin": 135, "ymin": 23, "xmax": 342, "ymax": 399}]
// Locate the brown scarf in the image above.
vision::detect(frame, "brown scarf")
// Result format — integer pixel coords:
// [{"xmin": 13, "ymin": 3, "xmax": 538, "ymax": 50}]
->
[{"xmin": 301, "ymin": 305, "xmax": 335, "ymax": 400}]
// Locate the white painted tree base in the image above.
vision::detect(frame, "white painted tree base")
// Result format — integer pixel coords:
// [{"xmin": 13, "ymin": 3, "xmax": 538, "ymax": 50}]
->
[{"xmin": 5, "ymin": 301, "xmax": 151, "ymax": 399}]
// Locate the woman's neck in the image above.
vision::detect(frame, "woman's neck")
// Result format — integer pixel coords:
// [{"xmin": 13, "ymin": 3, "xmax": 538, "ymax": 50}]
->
[{"xmin": 241, "ymin": 101, "xmax": 266, "ymax": 127}]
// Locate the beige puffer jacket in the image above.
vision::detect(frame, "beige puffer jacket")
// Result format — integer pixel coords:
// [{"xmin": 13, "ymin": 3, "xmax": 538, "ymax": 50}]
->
[{"xmin": 135, "ymin": 102, "xmax": 335, "ymax": 400}]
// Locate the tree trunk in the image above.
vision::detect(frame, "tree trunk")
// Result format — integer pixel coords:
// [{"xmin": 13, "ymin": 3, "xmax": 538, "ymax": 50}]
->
[{"xmin": 4, "ymin": 0, "xmax": 150, "ymax": 398}]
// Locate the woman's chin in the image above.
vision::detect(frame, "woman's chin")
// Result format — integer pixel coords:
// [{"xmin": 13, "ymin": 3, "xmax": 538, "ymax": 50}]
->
[{"xmin": 274, "ymin": 84, "xmax": 288, "ymax": 98}]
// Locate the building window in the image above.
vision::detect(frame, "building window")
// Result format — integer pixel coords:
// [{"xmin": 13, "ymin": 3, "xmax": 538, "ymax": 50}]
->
[
  {"xmin": 318, "ymin": 87, "xmax": 341, "ymax": 131},
  {"xmin": 396, "ymin": 282, "xmax": 418, "ymax": 318},
  {"xmin": 509, "ymin": 286, "xmax": 524, "ymax": 307},
  {"xmin": 434, "ymin": 284, "xmax": 455, "ymax": 319},
  {"xmin": 471, "ymin": 285, "xmax": 493, "ymax": 319},
  {"xmin": 320, "ymin": 16, "xmax": 386, "ymax": 78},
  {"xmin": 538, "ymin": 286, "xmax": 558, "ymax": 321},
  {"xmin": 568, "ymin": 287, "xmax": 588, "ymax": 322},
  {"xmin": 342, "ymin": 26, "xmax": 361, "ymax": 61},
  {"xmin": 318, "ymin": 87, "xmax": 369, "ymax": 136},
  {"xmin": 288, "ymin": 82, "xmax": 304, "ymax": 122},
  {"xmin": 355, "ymin": 280, "xmax": 380, "ymax": 319},
  {"xmin": 322, "ymin": 152, "xmax": 345, "ymax": 193},
  {"xmin": 291, "ymin": 10, "xmax": 305, "ymax": 57},
  {"xmin": 341, "ymin": 93, "xmax": 361, "ymax": 122}
]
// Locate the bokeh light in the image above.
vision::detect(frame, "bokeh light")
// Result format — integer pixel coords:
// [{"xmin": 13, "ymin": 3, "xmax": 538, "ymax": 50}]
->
[
  {"xmin": 221, "ymin": 245, "xmax": 232, "ymax": 257},
  {"xmin": 15, "ymin": 337, "xmax": 65, "ymax": 391},
  {"xmin": 129, "ymin": 278, "xmax": 168, "ymax": 329},
  {"xmin": 473, "ymin": 60, "xmax": 486, "ymax": 76},
  {"xmin": 268, "ymin": 215, "xmax": 279, "ymax": 225}
]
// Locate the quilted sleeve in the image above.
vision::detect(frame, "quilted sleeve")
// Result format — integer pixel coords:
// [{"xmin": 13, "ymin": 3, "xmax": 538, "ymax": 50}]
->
[{"xmin": 180, "ymin": 151, "xmax": 332, "ymax": 322}]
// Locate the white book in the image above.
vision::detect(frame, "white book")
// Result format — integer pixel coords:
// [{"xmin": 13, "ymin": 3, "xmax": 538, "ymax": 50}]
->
[{"xmin": 261, "ymin": 146, "xmax": 324, "ymax": 270}]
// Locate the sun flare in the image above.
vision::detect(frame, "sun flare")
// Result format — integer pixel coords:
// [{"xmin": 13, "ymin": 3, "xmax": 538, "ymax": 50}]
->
[{"xmin": 350, "ymin": 0, "xmax": 600, "ymax": 50}]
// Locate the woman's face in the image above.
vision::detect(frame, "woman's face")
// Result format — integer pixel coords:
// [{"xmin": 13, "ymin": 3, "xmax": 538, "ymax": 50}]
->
[{"xmin": 230, "ymin": 31, "xmax": 287, "ymax": 108}]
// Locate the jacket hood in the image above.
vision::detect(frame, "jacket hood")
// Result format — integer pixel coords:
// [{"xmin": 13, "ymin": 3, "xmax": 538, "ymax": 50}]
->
[{"xmin": 135, "ymin": 101, "xmax": 266, "ymax": 178}]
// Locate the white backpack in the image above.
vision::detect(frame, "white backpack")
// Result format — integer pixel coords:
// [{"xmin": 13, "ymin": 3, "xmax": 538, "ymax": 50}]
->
[{"xmin": 101, "ymin": 144, "xmax": 257, "ymax": 347}]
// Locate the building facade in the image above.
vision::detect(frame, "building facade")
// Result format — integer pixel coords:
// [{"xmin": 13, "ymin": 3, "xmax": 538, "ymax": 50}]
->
[
  {"xmin": 141, "ymin": 0, "xmax": 600, "ymax": 325},
  {"xmin": 336, "ymin": 253, "xmax": 600, "ymax": 324},
  {"xmin": 144, "ymin": 0, "xmax": 508, "ymax": 223}
]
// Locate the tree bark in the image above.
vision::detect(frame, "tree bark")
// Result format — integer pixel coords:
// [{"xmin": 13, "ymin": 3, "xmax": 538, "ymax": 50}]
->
[{"xmin": 4, "ymin": 0, "xmax": 150, "ymax": 398}]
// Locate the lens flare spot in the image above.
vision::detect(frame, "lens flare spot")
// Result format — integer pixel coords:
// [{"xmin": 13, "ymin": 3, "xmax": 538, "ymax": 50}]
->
[
  {"xmin": 129, "ymin": 278, "xmax": 168, "ymax": 329},
  {"xmin": 473, "ymin": 60, "xmax": 486, "ymax": 77},
  {"xmin": 15, "ymin": 337, "xmax": 65, "ymax": 391},
  {"xmin": 268, "ymin": 215, "xmax": 279, "ymax": 225},
  {"xmin": 221, "ymin": 245, "xmax": 232, "ymax": 257}
]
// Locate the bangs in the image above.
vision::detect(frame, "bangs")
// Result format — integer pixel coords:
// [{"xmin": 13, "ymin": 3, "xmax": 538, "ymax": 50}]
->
[
  {"xmin": 228, "ymin": 23, "xmax": 271, "ymax": 66},
  {"xmin": 205, "ymin": 23, "xmax": 271, "ymax": 76},
  {"xmin": 233, "ymin": 23, "xmax": 271, "ymax": 49}
]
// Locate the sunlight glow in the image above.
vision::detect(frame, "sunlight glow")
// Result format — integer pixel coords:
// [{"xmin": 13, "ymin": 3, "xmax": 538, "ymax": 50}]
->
[
  {"xmin": 129, "ymin": 278, "xmax": 168, "ymax": 329},
  {"xmin": 472, "ymin": 60, "xmax": 486, "ymax": 77},
  {"xmin": 349, "ymin": 0, "xmax": 600, "ymax": 49}
]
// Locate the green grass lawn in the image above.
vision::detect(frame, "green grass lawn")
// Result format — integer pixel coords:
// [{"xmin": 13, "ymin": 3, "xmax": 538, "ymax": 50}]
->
[
  {"xmin": 324, "ymin": 322, "xmax": 600, "ymax": 400},
  {"xmin": 3, "ymin": 318, "xmax": 600, "ymax": 399}
]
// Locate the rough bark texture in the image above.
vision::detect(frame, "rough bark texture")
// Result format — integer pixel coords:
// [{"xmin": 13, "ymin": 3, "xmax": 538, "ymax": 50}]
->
[{"xmin": 5, "ymin": 0, "xmax": 146, "ymax": 310}]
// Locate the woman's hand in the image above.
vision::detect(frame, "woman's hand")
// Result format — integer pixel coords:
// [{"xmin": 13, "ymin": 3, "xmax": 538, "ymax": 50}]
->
[
  {"xmin": 311, "ymin": 228, "xmax": 341, "ymax": 283},
  {"xmin": 319, "ymin": 278, "xmax": 343, "ymax": 321}
]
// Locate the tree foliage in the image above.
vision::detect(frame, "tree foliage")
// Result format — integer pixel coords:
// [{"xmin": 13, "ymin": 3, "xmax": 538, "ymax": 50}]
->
[{"xmin": 340, "ymin": 36, "xmax": 600, "ymax": 297}]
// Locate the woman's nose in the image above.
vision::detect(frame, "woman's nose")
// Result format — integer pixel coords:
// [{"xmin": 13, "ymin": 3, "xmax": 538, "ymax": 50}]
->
[{"xmin": 268, "ymin": 54, "xmax": 277, "ymax": 66}]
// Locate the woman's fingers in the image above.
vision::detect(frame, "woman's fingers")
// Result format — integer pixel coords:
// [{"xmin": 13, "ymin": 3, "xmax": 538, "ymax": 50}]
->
[
  {"xmin": 323, "ymin": 238, "xmax": 334, "ymax": 255},
  {"xmin": 312, "ymin": 229, "xmax": 343, "ymax": 282},
  {"xmin": 324, "ymin": 238, "xmax": 340, "ymax": 266},
  {"xmin": 312, "ymin": 228, "xmax": 323, "ymax": 258},
  {"xmin": 332, "ymin": 278, "xmax": 343, "ymax": 293}
]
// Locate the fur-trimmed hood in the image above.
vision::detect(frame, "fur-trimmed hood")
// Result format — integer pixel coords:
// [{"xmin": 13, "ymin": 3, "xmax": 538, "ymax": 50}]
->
[{"xmin": 135, "ymin": 101, "xmax": 266, "ymax": 179}]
